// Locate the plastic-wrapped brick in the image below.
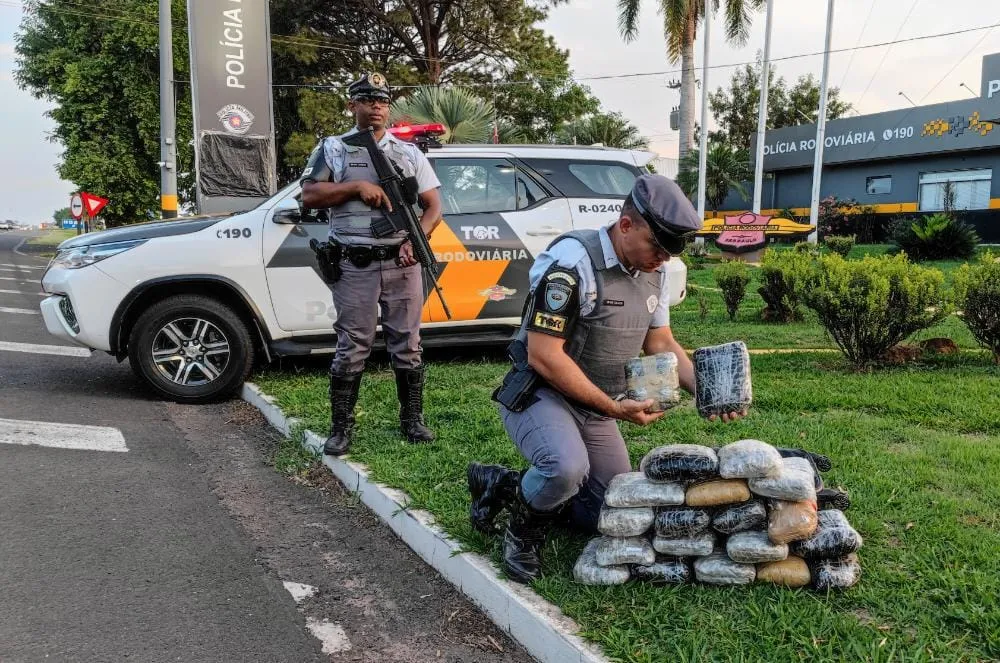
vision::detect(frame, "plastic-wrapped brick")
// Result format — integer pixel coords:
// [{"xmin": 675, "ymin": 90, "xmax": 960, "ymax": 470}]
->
[
  {"xmin": 817, "ymin": 488, "xmax": 851, "ymax": 511},
  {"xmin": 694, "ymin": 552, "xmax": 756, "ymax": 585},
  {"xmin": 654, "ymin": 507, "xmax": 712, "ymax": 537},
  {"xmin": 652, "ymin": 532, "xmax": 715, "ymax": 557},
  {"xmin": 604, "ymin": 472, "xmax": 685, "ymax": 508},
  {"xmin": 768, "ymin": 499, "xmax": 818, "ymax": 544},
  {"xmin": 810, "ymin": 553, "xmax": 861, "ymax": 590},
  {"xmin": 726, "ymin": 530, "xmax": 789, "ymax": 563},
  {"xmin": 713, "ymin": 500, "xmax": 768, "ymax": 535},
  {"xmin": 790, "ymin": 509, "xmax": 863, "ymax": 559},
  {"xmin": 597, "ymin": 505, "xmax": 655, "ymax": 537},
  {"xmin": 757, "ymin": 556, "xmax": 811, "ymax": 587},
  {"xmin": 685, "ymin": 479, "xmax": 751, "ymax": 507},
  {"xmin": 633, "ymin": 557, "xmax": 691, "ymax": 584},
  {"xmin": 693, "ymin": 341, "xmax": 752, "ymax": 418},
  {"xmin": 749, "ymin": 457, "xmax": 817, "ymax": 502},
  {"xmin": 640, "ymin": 444, "xmax": 718, "ymax": 482},
  {"xmin": 573, "ymin": 538, "xmax": 631, "ymax": 586},
  {"xmin": 624, "ymin": 353, "xmax": 680, "ymax": 412},
  {"xmin": 718, "ymin": 439, "xmax": 783, "ymax": 479},
  {"xmin": 595, "ymin": 536, "xmax": 656, "ymax": 567}
]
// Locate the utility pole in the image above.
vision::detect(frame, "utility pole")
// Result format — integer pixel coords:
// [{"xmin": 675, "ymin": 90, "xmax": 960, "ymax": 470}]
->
[
  {"xmin": 808, "ymin": 0, "xmax": 835, "ymax": 242},
  {"xmin": 695, "ymin": 0, "xmax": 711, "ymax": 232},
  {"xmin": 752, "ymin": 0, "xmax": 774, "ymax": 213},
  {"xmin": 159, "ymin": 0, "xmax": 178, "ymax": 219}
]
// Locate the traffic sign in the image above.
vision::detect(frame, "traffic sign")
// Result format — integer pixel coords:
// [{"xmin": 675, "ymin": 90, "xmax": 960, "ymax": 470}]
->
[
  {"xmin": 70, "ymin": 193, "xmax": 84, "ymax": 220},
  {"xmin": 81, "ymin": 192, "xmax": 109, "ymax": 218}
]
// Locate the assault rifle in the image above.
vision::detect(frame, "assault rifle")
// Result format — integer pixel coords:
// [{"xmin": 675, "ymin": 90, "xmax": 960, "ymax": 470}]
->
[{"xmin": 341, "ymin": 128, "xmax": 451, "ymax": 319}]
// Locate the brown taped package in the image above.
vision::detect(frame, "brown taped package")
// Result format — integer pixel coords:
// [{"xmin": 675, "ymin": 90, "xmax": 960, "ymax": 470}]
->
[
  {"xmin": 768, "ymin": 499, "xmax": 818, "ymax": 544},
  {"xmin": 686, "ymin": 479, "xmax": 751, "ymax": 507},
  {"xmin": 757, "ymin": 556, "xmax": 811, "ymax": 587}
]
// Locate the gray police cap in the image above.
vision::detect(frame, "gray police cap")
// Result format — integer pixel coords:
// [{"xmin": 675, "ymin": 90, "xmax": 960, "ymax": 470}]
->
[
  {"xmin": 348, "ymin": 72, "xmax": 391, "ymax": 101},
  {"xmin": 628, "ymin": 174, "xmax": 702, "ymax": 253}
]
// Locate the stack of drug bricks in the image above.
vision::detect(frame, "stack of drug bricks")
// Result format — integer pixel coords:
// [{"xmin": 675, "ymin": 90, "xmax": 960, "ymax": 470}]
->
[{"xmin": 574, "ymin": 440, "xmax": 862, "ymax": 590}]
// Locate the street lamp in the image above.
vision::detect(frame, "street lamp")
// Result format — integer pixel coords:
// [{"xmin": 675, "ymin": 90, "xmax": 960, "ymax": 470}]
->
[
  {"xmin": 795, "ymin": 109, "xmax": 813, "ymax": 123},
  {"xmin": 898, "ymin": 91, "xmax": 917, "ymax": 106},
  {"xmin": 959, "ymin": 82, "xmax": 978, "ymax": 98}
]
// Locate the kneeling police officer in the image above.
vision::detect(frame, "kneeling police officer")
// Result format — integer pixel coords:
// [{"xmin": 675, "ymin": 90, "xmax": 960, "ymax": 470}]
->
[
  {"xmin": 301, "ymin": 73, "xmax": 444, "ymax": 456},
  {"xmin": 468, "ymin": 174, "xmax": 746, "ymax": 584}
]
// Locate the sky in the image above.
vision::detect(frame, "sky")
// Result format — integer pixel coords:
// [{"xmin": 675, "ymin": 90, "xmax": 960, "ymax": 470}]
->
[{"xmin": 1, "ymin": 0, "xmax": 999, "ymax": 223}]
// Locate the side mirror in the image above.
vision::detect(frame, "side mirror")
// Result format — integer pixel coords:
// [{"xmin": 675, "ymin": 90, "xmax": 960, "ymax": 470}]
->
[{"xmin": 273, "ymin": 207, "xmax": 303, "ymax": 224}]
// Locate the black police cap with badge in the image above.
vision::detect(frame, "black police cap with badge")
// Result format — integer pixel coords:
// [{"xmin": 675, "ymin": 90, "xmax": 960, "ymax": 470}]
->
[
  {"xmin": 628, "ymin": 174, "xmax": 703, "ymax": 255},
  {"xmin": 348, "ymin": 72, "xmax": 391, "ymax": 102}
]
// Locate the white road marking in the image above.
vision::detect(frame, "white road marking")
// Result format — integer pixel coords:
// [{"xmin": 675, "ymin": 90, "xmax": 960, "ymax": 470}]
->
[
  {"xmin": 282, "ymin": 581, "xmax": 317, "ymax": 603},
  {"xmin": 0, "ymin": 276, "xmax": 31, "ymax": 281},
  {"xmin": 0, "ymin": 307, "xmax": 39, "ymax": 315},
  {"xmin": 0, "ymin": 418, "xmax": 128, "ymax": 452},
  {"xmin": 304, "ymin": 618, "xmax": 351, "ymax": 655},
  {"xmin": 0, "ymin": 263, "xmax": 44, "ymax": 270},
  {"xmin": 0, "ymin": 341, "xmax": 92, "ymax": 357},
  {"xmin": 0, "ymin": 289, "xmax": 44, "ymax": 296}
]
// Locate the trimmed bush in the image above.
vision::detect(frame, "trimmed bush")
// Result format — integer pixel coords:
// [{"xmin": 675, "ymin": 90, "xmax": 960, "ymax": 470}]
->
[
  {"xmin": 954, "ymin": 251, "xmax": 1000, "ymax": 363},
  {"xmin": 824, "ymin": 235, "xmax": 855, "ymax": 259},
  {"xmin": 794, "ymin": 241, "xmax": 820, "ymax": 257},
  {"xmin": 715, "ymin": 260, "xmax": 752, "ymax": 321},
  {"xmin": 800, "ymin": 254, "xmax": 950, "ymax": 367},
  {"xmin": 893, "ymin": 213, "xmax": 980, "ymax": 261},
  {"xmin": 757, "ymin": 249, "xmax": 812, "ymax": 322},
  {"xmin": 682, "ymin": 242, "xmax": 709, "ymax": 270}
]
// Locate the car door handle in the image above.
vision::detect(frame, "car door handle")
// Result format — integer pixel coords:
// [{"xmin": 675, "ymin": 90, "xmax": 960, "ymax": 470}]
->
[{"xmin": 526, "ymin": 226, "xmax": 563, "ymax": 236}]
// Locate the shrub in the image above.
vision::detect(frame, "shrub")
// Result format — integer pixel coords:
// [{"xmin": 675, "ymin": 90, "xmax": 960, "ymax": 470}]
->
[
  {"xmin": 818, "ymin": 196, "xmax": 886, "ymax": 243},
  {"xmin": 824, "ymin": 235, "xmax": 856, "ymax": 258},
  {"xmin": 758, "ymin": 249, "xmax": 813, "ymax": 322},
  {"xmin": 794, "ymin": 241, "xmax": 820, "ymax": 257},
  {"xmin": 682, "ymin": 242, "xmax": 709, "ymax": 270},
  {"xmin": 954, "ymin": 251, "xmax": 1000, "ymax": 363},
  {"xmin": 715, "ymin": 260, "xmax": 752, "ymax": 321},
  {"xmin": 892, "ymin": 212, "xmax": 980, "ymax": 261},
  {"xmin": 775, "ymin": 207, "xmax": 799, "ymax": 221},
  {"xmin": 800, "ymin": 254, "xmax": 950, "ymax": 367}
]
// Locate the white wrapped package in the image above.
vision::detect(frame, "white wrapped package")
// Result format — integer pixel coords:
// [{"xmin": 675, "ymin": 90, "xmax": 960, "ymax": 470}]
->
[
  {"xmin": 574, "ymin": 538, "xmax": 631, "ymax": 586},
  {"xmin": 595, "ymin": 536, "xmax": 656, "ymax": 567},
  {"xmin": 718, "ymin": 439, "xmax": 783, "ymax": 479},
  {"xmin": 811, "ymin": 553, "xmax": 861, "ymax": 590},
  {"xmin": 694, "ymin": 341, "xmax": 752, "ymax": 418},
  {"xmin": 624, "ymin": 353, "xmax": 681, "ymax": 412},
  {"xmin": 633, "ymin": 557, "xmax": 691, "ymax": 584},
  {"xmin": 640, "ymin": 444, "xmax": 719, "ymax": 482},
  {"xmin": 597, "ymin": 506, "xmax": 655, "ymax": 537},
  {"xmin": 604, "ymin": 472, "xmax": 685, "ymax": 508},
  {"xmin": 652, "ymin": 532, "xmax": 715, "ymax": 557},
  {"xmin": 694, "ymin": 552, "xmax": 756, "ymax": 585},
  {"xmin": 749, "ymin": 456, "xmax": 817, "ymax": 502},
  {"xmin": 726, "ymin": 530, "xmax": 789, "ymax": 563}
]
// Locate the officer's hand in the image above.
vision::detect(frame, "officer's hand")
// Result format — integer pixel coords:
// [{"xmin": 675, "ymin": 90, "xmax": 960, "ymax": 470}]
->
[
  {"xmin": 614, "ymin": 399, "xmax": 665, "ymax": 426},
  {"xmin": 397, "ymin": 240, "xmax": 417, "ymax": 267},
  {"xmin": 707, "ymin": 409, "xmax": 748, "ymax": 423},
  {"xmin": 356, "ymin": 181, "xmax": 393, "ymax": 211}
]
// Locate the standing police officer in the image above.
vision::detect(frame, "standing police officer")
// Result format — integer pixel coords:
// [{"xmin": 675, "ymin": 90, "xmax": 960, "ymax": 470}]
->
[
  {"xmin": 467, "ymin": 175, "xmax": 747, "ymax": 584},
  {"xmin": 301, "ymin": 73, "xmax": 443, "ymax": 456}
]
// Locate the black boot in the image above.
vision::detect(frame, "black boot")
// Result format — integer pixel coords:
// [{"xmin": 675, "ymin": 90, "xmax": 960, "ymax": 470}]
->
[
  {"xmin": 394, "ymin": 366, "xmax": 435, "ymax": 443},
  {"xmin": 324, "ymin": 371, "xmax": 362, "ymax": 456},
  {"xmin": 467, "ymin": 463, "xmax": 520, "ymax": 535},
  {"xmin": 502, "ymin": 491, "xmax": 559, "ymax": 584}
]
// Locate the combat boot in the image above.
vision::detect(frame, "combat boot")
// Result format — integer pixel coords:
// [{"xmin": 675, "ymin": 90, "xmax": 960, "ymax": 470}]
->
[
  {"xmin": 502, "ymin": 491, "xmax": 559, "ymax": 584},
  {"xmin": 466, "ymin": 463, "xmax": 521, "ymax": 535},
  {"xmin": 394, "ymin": 365, "xmax": 435, "ymax": 443},
  {"xmin": 324, "ymin": 371, "xmax": 362, "ymax": 456}
]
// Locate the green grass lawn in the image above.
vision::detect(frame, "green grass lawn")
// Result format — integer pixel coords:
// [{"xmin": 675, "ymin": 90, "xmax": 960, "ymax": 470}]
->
[
  {"xmin": 254, "ymin": 348, "xmax": 1000, "ymax": 662},
  {"xmin": 26, "ymin": 228, "xmax": 77, "ymax": 247}
]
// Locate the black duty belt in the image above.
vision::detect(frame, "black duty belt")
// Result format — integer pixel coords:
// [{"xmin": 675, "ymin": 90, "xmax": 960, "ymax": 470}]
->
[{"xmin": 341, "ymin": 243, "xmax": 402, "ymax": 268}]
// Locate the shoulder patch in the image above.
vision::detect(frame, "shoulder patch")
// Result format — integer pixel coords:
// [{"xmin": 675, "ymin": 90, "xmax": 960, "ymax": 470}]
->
[
  {"xmin": 646, "ymin": 295, "xmax": 659, "ymax": 313},
  {"xmin": 544, "ymin": 269, "xmax": 577, "ymax": 287},
  {"xmin": 533, "ymin": 312, "xmax": 567, "ymax": 333}
]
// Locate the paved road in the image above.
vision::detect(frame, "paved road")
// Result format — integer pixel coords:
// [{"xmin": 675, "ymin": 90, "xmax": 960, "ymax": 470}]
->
[{"xmin": 0, "ymin": 231, "xmax": 530, "ymax": 663}]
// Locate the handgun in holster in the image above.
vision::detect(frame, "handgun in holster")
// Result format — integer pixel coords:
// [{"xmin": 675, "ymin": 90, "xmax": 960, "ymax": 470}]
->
[
  {"xmin": 309, "ymin": 238, "xmax": 342, "ymax": 284},
  {"xmin": 491, "ymin": 339, "xmax": 541, "ymax": 412}
]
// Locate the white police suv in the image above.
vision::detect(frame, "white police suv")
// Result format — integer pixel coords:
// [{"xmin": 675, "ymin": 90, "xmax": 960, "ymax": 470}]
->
[{"xmin": 40, "ymin": 138, "xmax": 687, "ymax": 403}]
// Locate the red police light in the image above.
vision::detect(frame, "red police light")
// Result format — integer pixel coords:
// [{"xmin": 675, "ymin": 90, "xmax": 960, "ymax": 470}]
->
[{"xmin": 389, "ymin": 123, "xmax": 446, "ymax": 140}]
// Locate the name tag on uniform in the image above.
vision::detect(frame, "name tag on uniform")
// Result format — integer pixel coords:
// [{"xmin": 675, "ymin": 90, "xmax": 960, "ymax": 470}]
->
[
  {"xmin": 603, "ymin": 299, "xmax": 625, "ymax": 307},
  {"xmin": 533, "ymin": 312, "xmax": 566, "ymax": 333},
  {"xmin": 348, "ymin": 162, "xmax": 368, "ymax": 168}
]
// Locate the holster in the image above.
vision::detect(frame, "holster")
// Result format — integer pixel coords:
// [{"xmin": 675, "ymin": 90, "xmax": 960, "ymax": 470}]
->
[
  {"xmin": 309, "ymin": 238, "xmax": 343, "ymax": 284},
  {"xmin": 491, "ymin": 340, "xmax": 541, "ymax": 412}
]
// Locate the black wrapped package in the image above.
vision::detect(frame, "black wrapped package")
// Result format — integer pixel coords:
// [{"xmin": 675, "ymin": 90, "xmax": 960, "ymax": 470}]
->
[
  {"xmin": 633, "ymin": 557, "xmax": 691, "ymax": 584},
  {"xmin": 817, "ymin": 488, "xmax": 851, "ymax": 511},
  {"xmin": 654, "ymin": 507, "xmax": 712, "ymax": 537},
  {"xmin": 791, "ymin": 510, "xmax": 863, "ymax": 559},
  {"xmin": 776, "ymin": 447, "xmax": 833, "ymax": 473},
  {"xmin": 640, "ymin": 444, "xmax": 718, "ymax": 482},
  {"xmin": 810, "ymin": 553, "xmax": 861, "ymax": 590},
  {"xmin": 693, "ymin": 341, "xmax": 752, "ymax": 418},
  {"xmin": 712, "ymin": 500, "xmax": 768, "ymax": 534}
]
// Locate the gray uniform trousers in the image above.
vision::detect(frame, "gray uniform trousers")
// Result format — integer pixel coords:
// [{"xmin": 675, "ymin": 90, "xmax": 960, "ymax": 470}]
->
[
  {"xmin": 330, "ymin": 258, "xmax": 424, "ymax": 374},
  {"xmin": 500, "ymin": 387, "xmax": 631, "ymax": 533}
]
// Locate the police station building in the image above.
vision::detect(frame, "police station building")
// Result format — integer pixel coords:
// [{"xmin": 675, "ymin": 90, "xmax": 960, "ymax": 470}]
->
[{"xmin": 747, "ymin": 52, "xmax": 1000, "ymax": 242}]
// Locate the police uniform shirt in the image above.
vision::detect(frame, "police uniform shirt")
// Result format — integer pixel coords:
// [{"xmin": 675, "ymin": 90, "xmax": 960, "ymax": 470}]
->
[
  {"xmin": 322, "ymin": 127, "xmax": 441, "ymax": 193},
  {"xmin": 525, "ymin": 224, "xmax": 672, "ymax": 338}
]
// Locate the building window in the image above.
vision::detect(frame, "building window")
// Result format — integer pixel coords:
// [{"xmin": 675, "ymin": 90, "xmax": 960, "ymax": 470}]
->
[
  {"xmin": 866, "ymin": 175, "xmax": 891, "ymax": 195},
  {"xmin": 918, "ymin": 168, "xmax": 992, "ymax": 211}
]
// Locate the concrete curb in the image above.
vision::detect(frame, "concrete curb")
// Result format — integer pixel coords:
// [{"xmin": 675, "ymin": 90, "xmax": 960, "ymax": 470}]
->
[{"xmin": 240, "ymin": 382, "xmax": 609, "ymax": 663}]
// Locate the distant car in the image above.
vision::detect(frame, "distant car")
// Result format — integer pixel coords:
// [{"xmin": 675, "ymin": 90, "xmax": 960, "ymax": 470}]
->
[
  {"xmin": 40, "ymin": 134, "xmax": 688, "ymax": 403},
  {"xmin": 0, "ymin": 222, "xmax": 13, "ymax": 231}
]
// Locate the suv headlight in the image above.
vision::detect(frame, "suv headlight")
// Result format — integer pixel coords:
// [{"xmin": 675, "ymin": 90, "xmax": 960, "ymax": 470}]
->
[{"xmin": 51, "ymin": 239, "xmax": 146, "ymax": 270}]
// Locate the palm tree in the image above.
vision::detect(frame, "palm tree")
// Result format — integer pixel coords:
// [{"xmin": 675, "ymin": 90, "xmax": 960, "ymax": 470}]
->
[
  {"xmin": 390, "ymin": 86, "xmax": 526, "ymax": 144},
  {"xmin": 556, "ymin": 112, "xmax": 649, "ymax": 150},
  {"xmin": 675, "ymin": 142, "xmax": 751, "ymax": 216},
  {"xmin": 618, "ymin": 0, "xmax": 765, "ymax": 161}
]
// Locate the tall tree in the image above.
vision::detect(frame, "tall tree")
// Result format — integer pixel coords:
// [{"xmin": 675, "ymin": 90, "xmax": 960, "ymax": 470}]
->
[
  {"xmin": 556, "ymin": 112, "xmax": 649, "ymax": 150},
  {"xmin": 52, "ymin": 207, "xmax": 71, "ymax": 225},
  {"xmin": 617, "ymin": 0, "xmax": 764, "ymax": 161},
  {"xmin": 675, "ymin": 142, "xmax": 751, "ymax": 215},
  {"xmin": 708, "ymin": 60, "xmax": 853, "ymax": 152}
]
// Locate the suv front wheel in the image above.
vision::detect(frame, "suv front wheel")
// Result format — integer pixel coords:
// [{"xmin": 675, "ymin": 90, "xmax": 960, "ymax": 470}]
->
[{"xmin": 127, "ymin": 294, "xmax": 254, "ymax": 403}]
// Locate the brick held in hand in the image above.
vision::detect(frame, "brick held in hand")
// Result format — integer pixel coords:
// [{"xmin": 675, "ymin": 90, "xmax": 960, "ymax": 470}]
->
[{"xmin": 693, "ymin": 341, "xmax": 752, "ymax": 418}]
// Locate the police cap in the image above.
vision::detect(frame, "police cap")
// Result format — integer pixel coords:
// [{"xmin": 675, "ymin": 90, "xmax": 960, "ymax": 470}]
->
[
  {"xmin": 627, "ymin": 174, "xmax": 702, "ymax": 255},
  {"xmin": 348, "ymin": 72, "xmax": 391, "ymax": 102}
]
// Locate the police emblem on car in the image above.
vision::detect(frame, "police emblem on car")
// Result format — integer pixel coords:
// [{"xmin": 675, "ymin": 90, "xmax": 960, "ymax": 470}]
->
[{"xmin": 217, "ymin": 104, "xmax": 255, "ymax": 135}]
